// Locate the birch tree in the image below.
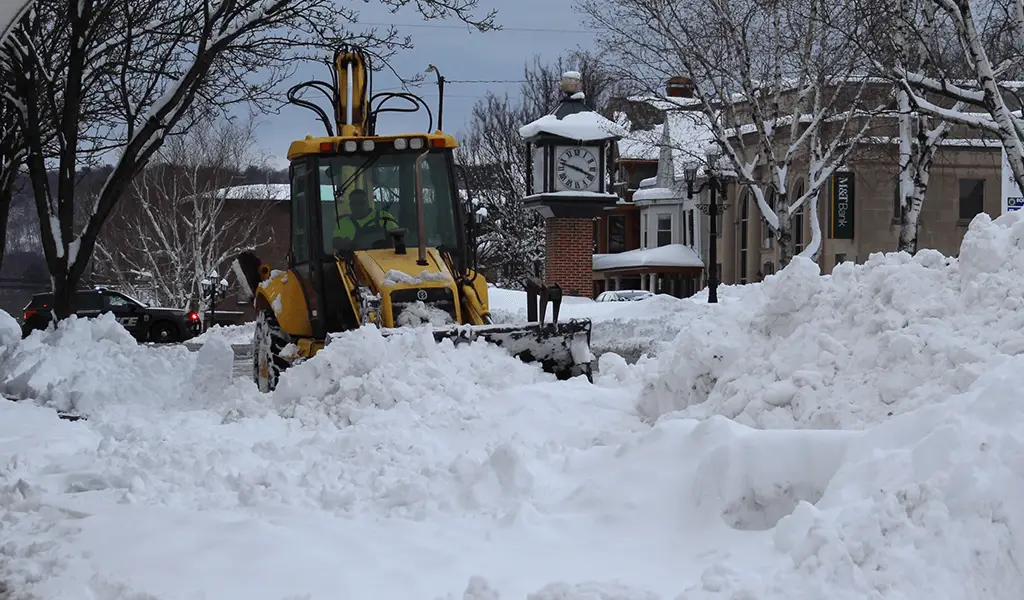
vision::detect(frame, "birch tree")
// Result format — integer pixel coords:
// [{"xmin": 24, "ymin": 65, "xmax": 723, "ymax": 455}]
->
[
  {"xmin": 892, "ymin": 0, "xmax": 1024, "ymax": 193},
  {"xmin": 96, "ymin": 118, "xmax": 274, "ymax": 309},
  {"xmin": 0, "ymin": 0, "xmax": 495, "ymax": 319},
  {"xmin": 578, "ymin": 0, "xmax": 884, "ymax": 267}
]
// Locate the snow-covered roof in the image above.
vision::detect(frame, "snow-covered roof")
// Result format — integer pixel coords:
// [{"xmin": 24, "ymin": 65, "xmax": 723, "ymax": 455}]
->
[
  {"xmin": 593, "ymin": 244, "xmax": 704, "ymax": 271},
  {"xmin": 212, "ymin": 184, "xmax": 291, "ymax": 202},
  {"xmin": 618, "ymin": 126, "xmax": 661, "ymax": 161},
  {"xmin": 519, "ymin": 112, "xmax": 628, "ymax": 141},
  {"xmin": 632, "ymin": 186, "xmax": 677, "ymax": 203},
  {"xmin": 661, "ymin": 110, "xmax": 717, "ymax": 179}
]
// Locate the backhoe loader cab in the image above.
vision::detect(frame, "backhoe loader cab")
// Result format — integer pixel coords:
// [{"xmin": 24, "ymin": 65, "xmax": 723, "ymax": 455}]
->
[{"xmin": 233, "ymin": 45, "xmax": 594, "ymax": 392}]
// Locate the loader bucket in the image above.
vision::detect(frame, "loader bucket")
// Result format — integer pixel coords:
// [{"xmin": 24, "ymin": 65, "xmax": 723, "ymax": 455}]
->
[{"xmin": 426, "ymin": 319, "xmax": 594, "ymax": 381}]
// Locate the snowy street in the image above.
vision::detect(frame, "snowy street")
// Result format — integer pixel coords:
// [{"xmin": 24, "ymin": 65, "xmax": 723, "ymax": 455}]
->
[{"xmin": 4, "ymin": 213, "xmax": 1024, "ymax": 599}]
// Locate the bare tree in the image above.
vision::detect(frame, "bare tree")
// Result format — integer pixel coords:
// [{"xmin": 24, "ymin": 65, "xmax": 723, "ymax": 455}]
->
[
  {"xmin": 95, "ymin": 118, "xmax": 275, "ymax": 309},
  {"xmin": 457, "ymin": 93, "xmax": 543, "ymax": 287},
  {"xmin": 579, "ymin": 0, "xmax": 885, "ymax": 267},
  {"xmin": 0, "ymin": 0, "xmax": 494, "ymax": 319},
  {"xmin": 892, "ymin": 0, "xmax": 1024, "ymax": 193},
  {"xmin": 456, "ymin": 51, "xmax": 623, "ymax": 286},
  {"xmin": 0, "ymin": 76, "xmax": 27, "ymax": 272}
]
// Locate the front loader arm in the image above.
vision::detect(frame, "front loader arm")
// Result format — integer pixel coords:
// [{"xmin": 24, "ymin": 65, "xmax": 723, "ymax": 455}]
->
[{"xmin": 334, "ymin": 47, "xmax": 370, "ymax": 137}]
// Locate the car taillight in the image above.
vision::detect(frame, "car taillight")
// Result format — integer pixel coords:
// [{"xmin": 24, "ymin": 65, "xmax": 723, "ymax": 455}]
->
[
  {"xmin": 187, "ymin": 311, "xmax": 199, "ymax": 322},
  {"xmin": 23, "ymin": 309, "xmax": 36, "ymax": 321}
]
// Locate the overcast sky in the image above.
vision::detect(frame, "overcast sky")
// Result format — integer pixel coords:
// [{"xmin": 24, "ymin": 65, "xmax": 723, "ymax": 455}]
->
[{"xmin": 251, "ymin": 0, "xmax": 599, "ymax": 168}]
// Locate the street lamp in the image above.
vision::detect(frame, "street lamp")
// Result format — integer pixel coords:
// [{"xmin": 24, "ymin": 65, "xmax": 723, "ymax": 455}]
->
[
  {"xmin": 199, "ymin": 269, "xmax": 228, "ymax": 332},
  {"xmin": 425, "ymin": 64, "xmax": 445, "ymax": 132},
  {"xmin": 685, "ymin": 150, "xmax": 730, "ymax": 304}
]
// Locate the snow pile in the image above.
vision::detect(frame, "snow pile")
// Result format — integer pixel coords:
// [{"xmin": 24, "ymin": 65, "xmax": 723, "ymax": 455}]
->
[
  {"xmin": 272, "ymin": 326, "xmax": 552, "ymax": 428},
  {"xmin": 641, "ymin": 212, "xmax": 1024, "ymax": 429},
  {"xmin": 394, "ymin": 301, "xmax": 456, "ymax": 327},
  {"xmin": 0, "ymin": 312, "xmax": 250, "ymax": 417},
  {"xmin": 672, "ymin": 355, "xmax": 1024, "ymax": 599},
  {"xmin": 190, "ymin": 322, "xmax": 255, "ymax": 346},
  {"xmin": 0, "ymin": 308, "xmax": 20, "ymax": 354}
]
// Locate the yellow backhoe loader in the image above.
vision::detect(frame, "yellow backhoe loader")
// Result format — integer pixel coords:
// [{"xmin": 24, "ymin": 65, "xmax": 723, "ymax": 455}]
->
[{"xmin": 232, "ymin": 45, "xmax": 594, "ymax": 392}]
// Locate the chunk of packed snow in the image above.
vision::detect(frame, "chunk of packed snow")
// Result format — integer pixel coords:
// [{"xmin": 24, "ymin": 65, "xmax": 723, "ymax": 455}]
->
[
  {"xmin": 393, "ymin": 300, "xmax": 455, "ymax": 327},
  {"xmin": 383, "ymin": 269, "xmax": 454, "ymax": 286},
  {"xmin": 0, "ymin": 309, "xmax": 21, "ymax": 353}
]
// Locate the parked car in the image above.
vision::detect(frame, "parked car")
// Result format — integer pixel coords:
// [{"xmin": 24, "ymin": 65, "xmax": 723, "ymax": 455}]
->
[
  {"xmin": 21, "ymin": 287, "xmax": 201, "ymax": 342},
  {"xmin": 595, "ymin": 290, "xmax": 655, "ymax": 303}
]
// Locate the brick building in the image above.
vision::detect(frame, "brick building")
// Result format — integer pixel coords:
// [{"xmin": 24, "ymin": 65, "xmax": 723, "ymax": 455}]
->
[{"xmin": 213, "ymin": 184, "xmax": 291, "ymax": 318}]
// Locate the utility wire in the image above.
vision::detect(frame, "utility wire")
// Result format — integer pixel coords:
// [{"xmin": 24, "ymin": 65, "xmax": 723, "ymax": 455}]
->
[{"xmin": 359, "ymin": 21, "xmax": 601, "ymax": 34}]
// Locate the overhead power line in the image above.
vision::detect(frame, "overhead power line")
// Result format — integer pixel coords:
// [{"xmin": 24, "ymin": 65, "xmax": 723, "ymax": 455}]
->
[{"xmin": 359, "ymin": 21, "xmax": 601, "ymax": 34}]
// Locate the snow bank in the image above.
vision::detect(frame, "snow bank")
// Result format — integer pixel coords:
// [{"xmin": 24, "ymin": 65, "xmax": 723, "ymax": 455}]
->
[
  {"xmin": 272, "ymin": 326, "xmax": 551, "ymax": 428},
  {"xmin": 0, "ymin": 312, "xmax": 252, "ymax": 417},
  {"xmin": 641, "ymin": 212, "xmax": 1024, "ymax": 429},
  {"xmin": 674, "ymin": 355, "xmax": 1024, "ymax": 599},
  {"xmin": 190, "ymin": 322, "xmax": 255, "ymax": 346}
]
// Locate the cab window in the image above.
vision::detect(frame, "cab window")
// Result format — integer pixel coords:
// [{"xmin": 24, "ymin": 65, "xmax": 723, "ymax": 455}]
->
[{"xmin": 318, "ymin": 150, "xmax": 458, "ymax": 253}]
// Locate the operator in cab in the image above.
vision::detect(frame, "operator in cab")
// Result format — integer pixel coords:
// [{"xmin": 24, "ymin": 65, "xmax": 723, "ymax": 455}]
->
[{"xmin": 333, "ymin": 188, "xmax": 398, "ymax": 248}]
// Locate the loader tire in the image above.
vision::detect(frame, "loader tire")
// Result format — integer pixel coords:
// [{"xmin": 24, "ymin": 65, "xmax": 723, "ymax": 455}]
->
[{"xmin": 253, "ymin": 309, "xmax": 290, "ymax": 393}]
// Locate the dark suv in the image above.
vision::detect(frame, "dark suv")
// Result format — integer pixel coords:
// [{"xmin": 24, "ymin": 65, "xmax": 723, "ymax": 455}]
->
[{"xmin": 21, "ymin": 287, "xmax": 202, "ymax": 343}]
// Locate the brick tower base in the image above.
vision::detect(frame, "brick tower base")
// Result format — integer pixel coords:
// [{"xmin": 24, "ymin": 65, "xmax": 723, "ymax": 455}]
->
[{"xmin": 545, "ymin": 217, "xmax": 594, "ymax": 297}]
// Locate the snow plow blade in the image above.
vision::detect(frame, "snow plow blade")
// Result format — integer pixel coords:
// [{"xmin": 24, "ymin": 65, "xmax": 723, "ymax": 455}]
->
[{"xmin": 422, "ymin": 319, "xmax": 594, "ymax": 381}]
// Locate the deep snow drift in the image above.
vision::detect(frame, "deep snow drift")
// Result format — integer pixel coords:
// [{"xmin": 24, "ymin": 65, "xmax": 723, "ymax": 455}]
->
[
  {"xmin": 2, "ymin": 212, "xmax": 1024, "ymax": 599},
  {"xmin": 639, "ymin": 212, "xmax": 1024, "ymax": 430}
]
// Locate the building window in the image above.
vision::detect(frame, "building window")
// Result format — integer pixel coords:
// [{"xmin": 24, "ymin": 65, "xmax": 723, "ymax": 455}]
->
[
  {"xmin": 835, "ymin": 253, "xmax": 847, "ymax": 265},
  {"xmin": 657, "ymin": 214, "xmax": 672, "ymax": 246},
  {"xmin": 687, "ymin": 210, "xmax": 695, "ymax": 249},
  {"xmin": 608, "ymin": 215, "xmax": 626, "ymax": 253},
  {"xmin": 739, "ymin": 191, "xmax": 750, "ymax": 284},
  {"xmin": 642, "ymin": 213, "xmax": 648, "ymax": 248},
  {"xmin": 958, "ymin": 178, "xmax": 984, "ymax": 221},
  {"xmin": 762, "ymin": 189, "xmax": 775, "ymax": 249},
  {"xmin": 763, "ymin": 261, "xmax": 775, "ymax": 277}
]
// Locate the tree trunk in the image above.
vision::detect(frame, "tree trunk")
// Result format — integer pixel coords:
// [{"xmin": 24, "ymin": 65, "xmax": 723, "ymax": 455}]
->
[
  {"xmin": 897, "ymin": 188, "xmax": 925, "ymax": 254},
  {"xmin": 776, "ymin": 196, "xmax": 793, "ymax": 268},
  {"xmin": 51, "ymin": 269, "xmax": 77, "ymax": 320}
]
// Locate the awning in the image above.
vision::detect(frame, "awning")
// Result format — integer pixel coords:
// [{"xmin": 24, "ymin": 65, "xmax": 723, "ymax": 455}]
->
[{"xmin": 593, "ymin": 244, "xmax": 704, "ymax": 274}]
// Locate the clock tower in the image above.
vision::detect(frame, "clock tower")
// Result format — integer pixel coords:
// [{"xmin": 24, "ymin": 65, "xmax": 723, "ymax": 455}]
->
[{"xmin": 519, "ymin": 71, "xmax": 626, "ymax": 297}]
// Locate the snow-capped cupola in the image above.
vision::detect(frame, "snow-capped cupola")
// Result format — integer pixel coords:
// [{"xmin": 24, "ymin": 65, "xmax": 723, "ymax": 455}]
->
[{"xmin": 519, "ymin": 71, "xmax": 627, "ymax": 219}]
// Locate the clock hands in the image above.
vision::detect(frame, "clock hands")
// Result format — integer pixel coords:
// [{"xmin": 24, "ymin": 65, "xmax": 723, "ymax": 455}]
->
[{"xmin": 559, "ymin": 160, "xmax": 590, "ymax": 177}]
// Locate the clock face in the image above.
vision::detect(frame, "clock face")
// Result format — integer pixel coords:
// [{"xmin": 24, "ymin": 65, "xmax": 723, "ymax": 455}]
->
[{"xmin": 556, "ymin": 146, "xmax": 599, "ymax": 191}]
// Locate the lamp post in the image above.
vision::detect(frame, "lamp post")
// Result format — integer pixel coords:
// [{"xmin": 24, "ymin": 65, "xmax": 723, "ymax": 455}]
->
[
  {"xmin": 685, "ymin": 150, "xmax": 730, "ymax": 304},
  {"xmin": 425, "ymin": 64, "xmax": 445, "ymax": 132},
  {"xmin": 199, "ymin": 269, "xmax": 228, "ymax": 332}
]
